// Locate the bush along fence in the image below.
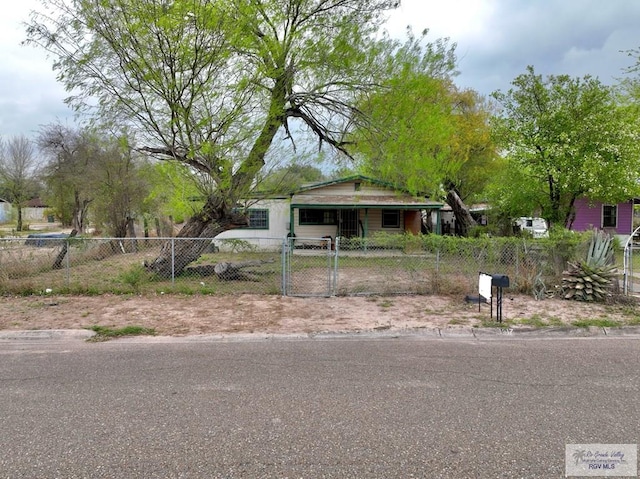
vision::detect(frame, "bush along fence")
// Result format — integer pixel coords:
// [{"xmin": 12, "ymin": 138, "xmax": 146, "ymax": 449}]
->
[{"xmin": 0, "ymin": 232, "xmax": 624, "ymax": 298}]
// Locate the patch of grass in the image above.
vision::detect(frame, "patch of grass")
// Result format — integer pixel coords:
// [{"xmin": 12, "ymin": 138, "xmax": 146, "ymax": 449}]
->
[
  {"xmin": 624, "ymin": 315, "xmax": 640, "ymax": 325},
  {"xmin": 512, "ymin": 314, "xmax": 565, "ymax": 328},
  {"xmin": 379, "ymin": 300, "xmax": 394, "ymax": 308},
  {"xmin": 448, "ymin": 318, "xmax": 468, "ymax": 325},
  {"xmin": 515, "ymin": 316, "xmax": 547, "ymax": 328},
  {"xmin": 118, "ymin": 265, "xmax": 149, "ymax": 292},
  {"xmin": 481, "ymin": 319, "xmax": 514, "ymax": 328},
  {"xmin": 87, "ymin": 325, "xmax": 156, "ymax": 341},
  {"xmin": 571, "ymin": 318, "xmax": 620, "ymax": 328}
]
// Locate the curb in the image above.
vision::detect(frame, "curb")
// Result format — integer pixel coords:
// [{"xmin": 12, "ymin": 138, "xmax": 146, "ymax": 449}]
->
[
  {"xmin": 0, "ymin": 329, "xmax": 96, "ymax": 341},
  {"xmin": 1, "ymin": 326, "xmax": 640, "ymax": 342}
]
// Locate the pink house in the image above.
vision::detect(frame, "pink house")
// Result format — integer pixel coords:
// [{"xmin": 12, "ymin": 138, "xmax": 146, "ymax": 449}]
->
[{"xmin": 570, "ymin": 198, "xmax": 634, "ymax": 241}]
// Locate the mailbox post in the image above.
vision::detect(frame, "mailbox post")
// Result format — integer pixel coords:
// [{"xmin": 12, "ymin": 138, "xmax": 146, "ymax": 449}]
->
[{"xmin": 478, "ymin": 272, "xmax": 510, "ymax": 322}]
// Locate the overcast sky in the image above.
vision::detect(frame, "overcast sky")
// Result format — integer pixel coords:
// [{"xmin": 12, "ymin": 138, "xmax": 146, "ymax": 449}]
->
[{"xmin": 2, "ymin": 0, "xmax": 640, "ymax": 139}]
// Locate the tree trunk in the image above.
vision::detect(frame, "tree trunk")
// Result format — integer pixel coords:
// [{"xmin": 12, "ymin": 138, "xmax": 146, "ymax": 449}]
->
[
  {"xmin": 213, "ymin": 259, "xmax": 275, "ymax": 281},
  {"xmin": 446, "ymin": 189, "xmax": 476, "ymax": 237},
  {"xmin": 127, "ymin": 216, "xmax": 137, "ymax": 252},
  {"xmin": 16, "ymin": 205, "xmax": 23, "ymax": 232},
  {"xmin": 52, "ymin": 229, "xmax": 78, "ymax": 270},
  {"xmin": 145, "ymin": 199, "xmax": 248, "ymax": 278}
]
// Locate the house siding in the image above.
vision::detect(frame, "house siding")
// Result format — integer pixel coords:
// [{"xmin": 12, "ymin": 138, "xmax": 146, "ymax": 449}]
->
[
  {"xmin": 305, "ymin": 182, "xmax": 394, "ymax": 197},
  {"xmin": 572, "ymin": 198, "xmax": 633, "ymax": 235},
  {"xmin": 216, "ymin": 199, "xmax": 291, "ymax": 239}
]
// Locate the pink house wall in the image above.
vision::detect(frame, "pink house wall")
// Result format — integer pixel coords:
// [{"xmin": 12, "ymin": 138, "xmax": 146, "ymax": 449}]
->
[{"xmin": 571, "ymin": 198, "xmax": 633, "ymax": 235}]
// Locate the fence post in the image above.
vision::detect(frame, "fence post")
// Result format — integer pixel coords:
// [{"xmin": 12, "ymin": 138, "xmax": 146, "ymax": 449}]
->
[
  {"xmin": 171, "ymin": 238, "xmax": 175, "ymax": 284},
  {"xmin": 281, "ymin": 237, "xmax": 287, "ymax": 296},
  {"xmin": 333, "ymin": 236, "xmax": 340, "ymax": 295},
  {"xmin": 65, "ymin": 238, "xmax": 70, "ymax": 288}
]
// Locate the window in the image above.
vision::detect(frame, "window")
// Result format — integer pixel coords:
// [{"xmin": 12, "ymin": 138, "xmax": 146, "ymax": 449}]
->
[
  {"xmin": 242, "ymin": 209, "xmax": 269, "ymax": 229},
  {"xmin": 602, "ymin": 204, "xmax": 617, "ymax": 228},
  {"xmin": 382, "ymin": 210, "xmax": 400, "ymax": 228},
  {"xmin": 299, "ymin": 209, "xmax": 337, "ymax": 225}
]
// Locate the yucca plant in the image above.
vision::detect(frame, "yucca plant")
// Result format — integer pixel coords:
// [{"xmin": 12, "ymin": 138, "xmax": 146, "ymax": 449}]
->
[{"xmin": 562, "ymin": 230, "xmax": 617, "ymax": 301}]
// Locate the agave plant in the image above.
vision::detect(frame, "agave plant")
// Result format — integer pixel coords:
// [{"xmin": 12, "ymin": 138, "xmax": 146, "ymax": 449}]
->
[{"xmin": 562, "ymin": 230, "xmax": 617, "ymax": 302}]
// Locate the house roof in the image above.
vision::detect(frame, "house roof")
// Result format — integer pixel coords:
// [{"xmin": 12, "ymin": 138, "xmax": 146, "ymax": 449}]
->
[
  {"xmin": 26, "ymin": 198, "xmax": 47, "ymax": 208},
  {"xmin": 291, "ymin": 175, "xmax": 442, "ymax": 210},
  {"xmin": 296, "ymin": 175, "xmax": 397, "ymax": 192},
  {"xmin": 291, "ymin": 194, "xmax": 441, "ymax": 209}
]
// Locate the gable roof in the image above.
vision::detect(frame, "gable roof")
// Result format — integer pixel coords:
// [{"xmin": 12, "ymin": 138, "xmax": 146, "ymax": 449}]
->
[
  {"xmin": 291, "ymin": 175, "xmax": 442, "ymax": 210},
  {"xmin": 296, "ymin": 175, "xmax": 409, "ymax": 194}
]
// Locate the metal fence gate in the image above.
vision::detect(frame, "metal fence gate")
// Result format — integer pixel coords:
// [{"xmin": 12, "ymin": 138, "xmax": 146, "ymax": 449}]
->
[
  {"xmin": 623, "ymin": 226, "xmax": 640, "ymax": 295},
  {"xmin": 282, "ymin": 237, "xmax": 336, "ymax": 297}
]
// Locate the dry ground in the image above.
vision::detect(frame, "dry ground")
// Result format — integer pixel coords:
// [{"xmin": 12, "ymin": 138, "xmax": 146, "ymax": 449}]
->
[{"xmin": 1, "ymin": 293, "xmax": 639, "ymax": 336}]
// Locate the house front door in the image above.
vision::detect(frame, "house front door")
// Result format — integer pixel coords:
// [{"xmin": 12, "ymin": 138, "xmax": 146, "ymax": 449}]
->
[{"xmin": 339, "ymin": 209, "xmax": 359, "ymax": 238}]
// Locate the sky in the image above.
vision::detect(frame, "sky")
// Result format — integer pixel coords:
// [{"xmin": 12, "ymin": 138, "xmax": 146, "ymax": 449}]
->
[{"xmin": 2, "ymin": 0, "xmax": 640, "ymax": 139}]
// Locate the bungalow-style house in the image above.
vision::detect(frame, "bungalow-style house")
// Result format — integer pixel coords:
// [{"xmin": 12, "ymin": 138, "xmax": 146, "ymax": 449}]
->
[
  {"xmin": 570, "ymin": 198, "xmax": 634, "ymax": 243},
  {"xmin": 216, "ymin": 176, "xmax": 443, "ymax": 244}
]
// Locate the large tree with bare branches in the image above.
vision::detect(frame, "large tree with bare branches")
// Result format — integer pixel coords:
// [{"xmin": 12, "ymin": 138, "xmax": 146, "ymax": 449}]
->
[
  {"xmin": 0, "ymin": 136, "xmax": 40, "ymax": 231},
  {"xmin": 25, "ymin": 0, "xmax": 401, "ymax": 276}
]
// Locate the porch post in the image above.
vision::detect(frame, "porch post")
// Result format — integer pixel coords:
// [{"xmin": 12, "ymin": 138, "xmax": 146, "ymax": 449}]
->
[
  {"xmin": 289, "ymin": 205, "xmax": 295, "ymax": 236},
  {"xmin": 364, "ymin": 208, "xmax": 369, "ymax": 238}
]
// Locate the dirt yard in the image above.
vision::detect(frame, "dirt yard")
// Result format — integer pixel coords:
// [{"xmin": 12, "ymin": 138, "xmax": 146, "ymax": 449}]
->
[{"xmin": 1, "ymin": 293, "xmax": 638, "ymax": 336}]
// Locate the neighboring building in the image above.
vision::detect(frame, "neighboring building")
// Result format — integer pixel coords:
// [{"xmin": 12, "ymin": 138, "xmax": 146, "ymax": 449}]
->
[
  {"xmin": 0, "ymin": 199, "xmax": 11, "ymax": 223},
  {"xmin": 22, "ymin": 198, "xmax": 49, "ymax": 222},
  {"xmin": 217, "ymin": 176, "xmax": 443, "ymax": 244},
  {"xmin": 570, "ymin": 198, "xmax": 634, "ymax": 243}
]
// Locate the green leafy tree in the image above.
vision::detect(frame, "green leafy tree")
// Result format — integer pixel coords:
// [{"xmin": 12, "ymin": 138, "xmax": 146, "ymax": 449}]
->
[
  {"xmin": 0, "ymin": 135, "xmax": 41, "ymax": 231},
  {"xmin": 90, "ymin": 134, "xmax": 151, "ymax": 238},
  {"xmin": 142, "ymin": 161, "xmax": 204, "ymax": 225},
  {"xmin": 348, "ymin": 38, "xmax": 498, "ymax": 235},
  {"xmin": 26, "ymin": 0, "xmax": 401, "ymax": 276},
  {"xmin": 37, "ymin": 124, "xmax": 97, "ymax": 233},
  {"xmin": 256, "ymin": 163, "xmax": 326, "ymax": 195},
  {"xmin": 490, "ymin": 66, "xmax": 640, "ymax": 227}
]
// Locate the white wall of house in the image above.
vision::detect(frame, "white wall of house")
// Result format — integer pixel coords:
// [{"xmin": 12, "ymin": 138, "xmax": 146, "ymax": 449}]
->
[{"xmin": 216, "ymin": 199, "xmax": 291, "ymax": 240}]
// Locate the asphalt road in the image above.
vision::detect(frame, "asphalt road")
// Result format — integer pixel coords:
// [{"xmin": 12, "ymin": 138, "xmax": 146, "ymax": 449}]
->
[{"xmin": 0, "ymin": 336, "xmax": 638, "ymax": 478}]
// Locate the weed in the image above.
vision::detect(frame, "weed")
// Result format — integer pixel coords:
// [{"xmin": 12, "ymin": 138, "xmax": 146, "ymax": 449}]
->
[
  {"xmin": 571, "ymin": 318, "xmax": 620, "ymax": 328},
  {"xmin": 448, "ymin": 318, "xmax": 468, "ymax": 325},
  {"xmin": 515, "ymin": 316, "xmax": 547, "ymax": 328},
  {"xmin": 118, "ymin": 265, "xmax": 149, "ymax": 292},
  {"xmin": 481, "ymin": 319, "xmax": 514, "ymax": 328},
  {"xmin": 626, "ymin": 316, "xmax": 640, "ymax": 325},
  {"xmin": 547, "ymin": 316, "xmax": 564, "ymax": 326},
  {"xmin": 379, "ymin": 300, "xmax": 393, "ymax": 308},
  {"xmin": 87, "ymin": 325, "xmax": 156, "ymax": 341}
]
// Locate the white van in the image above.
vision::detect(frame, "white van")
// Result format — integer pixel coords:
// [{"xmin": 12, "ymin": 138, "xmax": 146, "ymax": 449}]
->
[{"xmin": 514, "ymin": 217, "xmax": 549, "ymax": 238}]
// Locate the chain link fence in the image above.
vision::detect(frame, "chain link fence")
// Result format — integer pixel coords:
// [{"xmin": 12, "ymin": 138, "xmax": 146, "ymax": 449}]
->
[{"xmin": 0, "ymin": 232, "xmax": 606, "ymax": 298}]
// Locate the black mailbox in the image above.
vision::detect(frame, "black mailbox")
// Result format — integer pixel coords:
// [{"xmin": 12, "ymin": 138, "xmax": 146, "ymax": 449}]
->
[{"xmin": 491, "ymin": 274, "xmax": 509, "ymax": 288}]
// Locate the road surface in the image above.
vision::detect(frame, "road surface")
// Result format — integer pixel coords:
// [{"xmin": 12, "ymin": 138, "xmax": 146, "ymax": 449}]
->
[{"xmin": 1, "ymin": 336, "xmax": 638, "ymax": 478}]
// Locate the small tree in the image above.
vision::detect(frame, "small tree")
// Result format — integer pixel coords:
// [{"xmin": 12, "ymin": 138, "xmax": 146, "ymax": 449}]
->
[
  {"xmin": 38, "ymin": 124, "xmax": 97, "ymax": 233},
  {"xmin": 90, "ymin": 135, "xmax": 151, "ymax": 238},
  {"xmin": 0, "ymin": 135, "xmax": 40, "ymax": 231},
  {"xmin": 347, "ymin": 35, "xmax": 498, "ymax": 236},
  {"xmin": 490, "ymin": 66, "xmax": 640, "ymax": 227}
]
